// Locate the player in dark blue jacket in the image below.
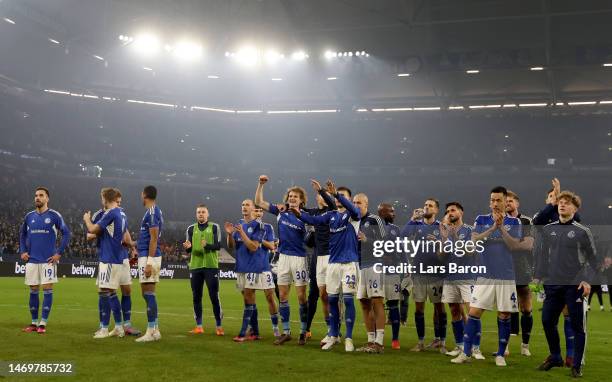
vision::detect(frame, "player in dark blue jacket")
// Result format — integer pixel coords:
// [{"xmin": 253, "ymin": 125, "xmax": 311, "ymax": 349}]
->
[
  {"xmin": 536, "ymin": 191, "xmax": 598, "ymax": 378},
  {"xmin": 20, "ymin": 187, "xmax": 71, "ymax": 334}
]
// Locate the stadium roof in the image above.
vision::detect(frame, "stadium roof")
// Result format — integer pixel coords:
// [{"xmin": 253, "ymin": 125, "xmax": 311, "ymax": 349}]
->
[{"xmin": 2, "ymin": 0, "xmax": 612, "ymax": 109}]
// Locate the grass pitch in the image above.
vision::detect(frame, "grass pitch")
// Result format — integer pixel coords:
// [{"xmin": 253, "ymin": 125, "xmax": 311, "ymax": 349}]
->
[{"xmin": 1, "ymin": 277, "xmax": 610, "ymax": 381}]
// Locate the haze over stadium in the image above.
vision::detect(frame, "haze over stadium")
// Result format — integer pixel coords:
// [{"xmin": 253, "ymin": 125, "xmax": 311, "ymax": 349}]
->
[{"xmin": 0, "ymin": 0, "xmax": 611, "ymax": 381}]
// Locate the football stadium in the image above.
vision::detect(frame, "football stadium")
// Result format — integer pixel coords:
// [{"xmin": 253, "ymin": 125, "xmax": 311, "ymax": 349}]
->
[{"xmin": 0, "ymin": 1, "xmax": 611, "ymax": 381}]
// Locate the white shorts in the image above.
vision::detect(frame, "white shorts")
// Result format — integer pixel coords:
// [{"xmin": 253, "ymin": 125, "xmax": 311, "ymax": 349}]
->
[
  {"xmin": 325, "ymin": 262, "xmax": 359, "ymax": 295},
  {"xmin": 97, "ymin": 262, "xmax": 122, "ymax": 290},
  {"xmin": 119, "ymin": 258, "xmax": 132, "ymax": 286},
  {"xmin": 470, "ymin": 278, "xmax": 518, "ymax": 312},
  {"xmin": 236, "ymin": 271, "xmax": 276, "ymax": 291},
  {"xmin": 25, "ymin": 263, "xmax": 58, "ymax": 286},
  {"xmin": 316, "ymin": 255, "xmax": 329, "ymax": 287},
  {"xmin": 138, "ymin": 256, "xmax": 162, "ymax": 283},
  {"xmin": 442, "ymin": 281, "xmax": 474, "ymax": 304},
  {"xmin": 357, "ymin": 266, "xmax": 385, "ymax": 299},
  {"xmin": 412, "ymin": 278, "xmax": 444, "ymax": 303},
  {"xmin": 276, "ymin": 254, "xmax": 308, "ymax": 287},
  {"xmin": 384, "ymin": 274, "xmax": 403, "ymax": 301}
]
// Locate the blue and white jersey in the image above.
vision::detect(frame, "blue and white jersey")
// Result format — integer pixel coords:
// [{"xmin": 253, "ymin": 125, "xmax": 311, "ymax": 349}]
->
[
  {"xmin": 444, "ymin": 224, "xmax": 478, "ymax": 281},
  {"xmin": 401, "ymin": 219, "xmax": 443, "ymax": 276},
  {"xmin": 473, "ymin": 214, "xmax": 522, "ymax": 280},
  {"xmin": 19, "ymin": 209, "xmax": 71, "ymax": 263},
  {"xmin": 233, "ymin": 219, "xmax": 266, "ymax": 273},
  {"xmin": 137, "ymin": 205, "xmax": 163, "ymax": 257},
  {"xmin": 298, "ymin": 194, "xmax": 361, "ymax": 264},
  {"xmin": 268, "ymin": 204, "xmax": 307, "ymax": 257},
  {"xmin": 97, "ymin": 207, "xmax": 127, "ymax": 264},
  {"xmin": 93, "ymin": 208, "xmax": 128, "ymax": 261}
]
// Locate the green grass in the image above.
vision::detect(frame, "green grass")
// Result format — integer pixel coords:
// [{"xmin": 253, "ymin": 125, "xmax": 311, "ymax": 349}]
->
[{"xmin": 1, "ymin": 277, "xmax": 611, "ymax": 381}]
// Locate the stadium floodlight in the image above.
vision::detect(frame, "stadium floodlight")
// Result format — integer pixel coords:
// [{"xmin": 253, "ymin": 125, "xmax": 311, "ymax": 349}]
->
[
  {"xmin": 468, "ymin": 104, "xmax": 501, "ymax": 109},
  {"xmin": 132, "ymin": 33, "xmax": 161, "ymax": 56},
  {"xmin": 518, "ymin": 103, "xmax": 547, "ymax": 107},
  {"xmin": 361, "ymin": 51, "xmax": 366, "ymax": 56},
  {"xmin": 355, "ymin": 52, "xmax": 361, "ymax": 57},
  {"xmin": 466, "ymin": 69, "xmax": 480, "ymax": 74},
  {"xmin": 93, "ymin": 55, "xmax": 104, "ymax": 61},
  {"xmin": 448, "ymin": 106, "xmax": 464, "ymax": 110},
  {"xmin": 235, "ymin": 46, "xmax": 260, "ymax": 66},
  {"xmin": 600, "ymin": 100, "xmax": 612, "ymax": 104},
  {"xmin": 3, "ymin": 17, "xmax": 15, "ymax": 24},
  {"xmin": 530, "ymin": 66, "xmax": 544, "ymax": 71},
  {"xmin": 503, "ymin": 104, "xmax": 517, "ymax": 108},
  {"xmin": 567, "ymin": 101, "xmax": 597, "ymax": 105},
  {"xmin": 414, "ymin": 106, "xmax": 441, "ymax": 111},
  {"xmin": 48, "ymin": 38, "xmax": 60, "ymax": 44},
  {"xmin": 291, "ymin": 51, "xmax": 308, "ymax": 61},
  {"xmin": 324, "ymin": 50, "xmax": 336, "ymax": 59},
  {"xmin": 172, "ymin": 41, "xmax": 203, "ymax": 62},
  {"xmin": 397, "ymin": 73, "xmax": 410, "ymax": 77},
  {"xmin": 603, "ymin": 63, "xmax": 612, "ymax": 67},
  {"xmin": 264, "ymin": 50, "xmax": 284, "ymax": 64},
  {"xmin": 327, "ymin": 77, "xmax": 338, "ymax": 80},
  {"xmin": 356, "ymin": 108, "xmax": 369, "ymax": 112},
  {"xmin": 236, "ymin": 110, "xmax": 262, "ymax": 114},
  {"xmin": 271, "ymin": 78, "xmax": 283, "ymax": 81},
  {"xmin": 348, "ymin": 52, "xmax": 353, "ymax": 57},
  {"xmin": 207, "ymin": 75, "xmax": 220, "ymax": 79}
]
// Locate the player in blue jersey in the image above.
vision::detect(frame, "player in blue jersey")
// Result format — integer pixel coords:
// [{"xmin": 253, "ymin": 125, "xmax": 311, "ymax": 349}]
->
[
  {"xmin": 226, "ymin": 199, "xmax": 267, "ymax": 342},
  {"xmin": 87, "ymin": 189, "xmax": 140, "ymax": 336},
  {"xmin": 353, "ymin": 193, "xmax": 389, "ymax": 354},
  {"xmin": 438, "ymin": 202, "xmax": 477, "ymax": 357},
  {"xmin": 83, "ymin": 188, "xmax": 129, "ymax": 339},
  {"xmin": 20, "ymin": 187, "xmax": 71, "ymax": 334},
  {"xmin": 254, "ymin": 206, "xmax": 281, "ymax": 338},
  {"xmin": 290, "ymin": 180, "xmax": 361, "ymax": 352},
  {"xmin": 255, "ymin": 175, "xmax": 311, "ymax": 345},
  {"xmin": 403, "ymin": 199, "xmax": 448, "ymax": 353},
  {"xmin": 452, "ymin": 186, "xmax": 522, "ymax": 367},
  {"xmin": 134, "ymin": 185, "xmax": 164, "ymax": 342}
]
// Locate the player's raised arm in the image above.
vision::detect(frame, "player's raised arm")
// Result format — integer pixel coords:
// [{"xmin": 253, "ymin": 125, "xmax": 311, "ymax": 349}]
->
[
  {"xmin": 311, "ymin": 179, "xmax": 337, "ymax": 210},
  {"xmin": 336, "ymin": 191, "xmax": 361, "ymax": 220},
  {"xmin": 290, "ymin": 207, "xmax": 330, "ymax": 226},
  {"xmin": 255, "ymin": 175, "xmax": 272, "ymax": 211},
  {"xmin": 224, "ymin": 222, "xmax": 236, "ymax": 250}
]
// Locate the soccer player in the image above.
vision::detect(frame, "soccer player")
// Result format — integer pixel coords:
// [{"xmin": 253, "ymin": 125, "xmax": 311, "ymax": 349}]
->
[
  {"xmin": 135, "ymin": 185, "xmax": 164, "ymax": 342},
  {"xmin": 378, "ymin": 203, "xmax": 404, "ymax": 350},
  {"xmin": 225, "ymin": 199, "xmax": 267, "ymax": 342},
  {"xmin": 20, "ymin": 187, "xmax": 71, "ymax": 334},
  {"xmin": 451, "ymin": 186, "xmax": 521, "ymax": 367},
  {"xmin": 354, "ymin": 193, "xmax": 388, "ymax": 354},
  {"xmin": 438, "ymin": 202, "xmax": 476, "ymax": 357},
  {"xmin": 402, "ymin": 199, "xmax": 447, "ymax": 353},
  {"xmin": 87, "ymin": 189, "xmax": 140, "ymax": 336},
  {"xmin": 290, "ymin": 180, "xmax": 361, "ymax": 352},
  {"xmin": 536, "ymin": 191, "xmax": 597, "ymax": 378},
  {"xmin": 84, "ymin": 188, "xmax": 129, "ymax": 338},
  {"xmin": 303, "ymin": 180, "xmax": 336, "ymax": 341},
  {"xmin": 506, "ymin": 190, "xmax": 535, "ymax": 356},
  {"xmin": 254, "ymin": 206, "xmax": 281, "ymax": 338},
  {"xmin": 183, "ymin": 204, "xmax": 224, "ymax": 336},
  {"xmin": 255, "ymin": 175, "xmax": 310, "ymax": 345}
]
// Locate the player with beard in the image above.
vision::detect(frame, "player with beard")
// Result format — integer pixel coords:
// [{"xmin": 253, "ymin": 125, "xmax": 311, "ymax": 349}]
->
[
  {"xmin": 255, "ymin": 175, "xmax": 310, "ymax": 345},
  {"xmin": 505, "ymin": 191, "xmax": 535, "ymax": 357},
  {"xmin": 402, "ymin": 199, "xmax": 448, "ymax": 353},
  {"xmin": 378, "ymin": 203, "xmax": 405, "ymax": 350}
]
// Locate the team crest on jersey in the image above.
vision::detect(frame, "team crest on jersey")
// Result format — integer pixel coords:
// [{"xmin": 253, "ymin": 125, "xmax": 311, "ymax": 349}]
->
[
  {"xmin": 458, "ymin": 233, "xmax": 465, "ymax": 239},
  {"xmin": 504, "ymin": 225, "xmax": 511, "ymax": 231},
  {"xmin": 391, "ymin": 230, "xmax": 397, "ymax": 236},
  {"xmin": 331, "ymin": 217, "xmax": 335, "ymax": 221},
  {"xmin": 44, "ymin": 218, "xmax": 51, "ymax": 224},
  {"xmin": 31, "ymin": 219, "xmax": 35, "ymax": 223},
  {"xmin": 364, "ymin": 222, "xmax": 370, "ymax": 228},
  {"xmin": 247, "ymin": 227, "xmax": 253, "ymax": 233},
  {"xmin": 433, "ymin": 229, "xmax": 440, "ymax": 236},
  {"xmin": 550, "ymin": 231, "xmax": 557, "ymax": 236},
  {"xmin": 567, "ymin": 230, "xmax": 575, "ymax": 238},
  {"xmin": 484, "ymin": 224, "xmax": 490, "ymax": 229}
]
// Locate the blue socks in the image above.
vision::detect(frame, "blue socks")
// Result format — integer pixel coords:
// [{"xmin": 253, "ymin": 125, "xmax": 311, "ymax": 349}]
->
[
  {"xmin": 387, "ymin": 300, "xmax": 400, "ymax": 341},
  {"xmin": 463, "ymin": 315, "xmax": 480, "ymax": 356},
  {"xmin": 109, "ymin": 292, "xmax": 122, "ymax": 326},
  {"xmin": 121, "ymin": 295, "xmax": 131, "ymax": 326},
  {"xmin": 564, "ymin": 316, "xmax": 575, "ymax": 358},
  {"xmin": 497, "ymin": 317, "xmax": 511, "ymax": 356},
  {"xmin": 29, "ymin": 290, "xmax": 39, "ymax": 324},
  {"xmin": 415, "ymin": 311, "xmax": 425, "ymax": 340},
  {"xmin": 299, "ymin": 303, "xmax": 308, "ymax": 334},
  {"xmin": 328, "ymin": 294, "xmax": 340, "ymax": 337},
  {"xmin": 249, "ymin": 305, "xmax": 259, "ymax": 336},
  {"xmin": 279, "ymin": 301, "xmax": 291, "ymax": 334},
  {"xmin": 270, "ymin": 312, "xmax": 279, "ymax": 330},
  {"xmin": 343, "ymin": 294, "xmax": 355, "ymax": 339},
  {"xmin": 240, "ymin": 304, "xmax": 255, "ymax": 337},
  {"xmin": 99, "ymin": 292, "xmax": 111, "ymax": 328},
  {"xmin": 143, "ymin": 291, "xmax": 158, "ymax": 329},
  {"xmin": 40, "ymin": 289, "xmax": 53, "ymax": 325},
  {"xmin": 452, "ymin": 319, "xmax": 465, "ymax": 346}
]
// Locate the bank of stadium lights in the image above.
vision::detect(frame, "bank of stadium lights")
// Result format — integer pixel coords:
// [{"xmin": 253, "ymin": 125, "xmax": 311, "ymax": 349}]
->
[
  {"xmin": 128, "ymin": 33, "xmax": 161, "ymax": 56},
  {"xmin": 170, "ymin": 41, "xmax": 203, "ymax": 62},
  {"xmin": 466, "ymin": 69, "xmax": 480, "ymax": 74},
  {"xmin": 291, "ymin": 51, "xmax": 308, "ymax": 61},
  {"xmin": 48, "ymin": 38, "xmax": 60, "ymax": 45},
  {"xmin": 397, "ymin": 73, "xmax": 411, "ymax": 77},
  {"xmin": 325, "ymin": 50, "xmax": 369, "ymax": 59},
  {"xmin": 603, "ymin": 63, "xmax": 612, "ymax": 67},
  {"xmin": 327, "ymin": 77, "xmax": 338, "ymax": 81},
  {"xmin": 530, "ymin": 66, "xmax": 544, "ymax": 71},
  {"xmin": 3, "ymin": 17, "xmax": 15, "ymax": 24}
]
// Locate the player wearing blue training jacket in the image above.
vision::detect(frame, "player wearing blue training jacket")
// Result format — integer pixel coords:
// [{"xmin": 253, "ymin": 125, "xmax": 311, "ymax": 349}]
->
[
  {"xmin": 134, "ymin": 185, "xmax": 163, "ymax": 342},
  {"xmin": 291, "ymin": 180, "xmax": 361, "ymax": 352},
  {"xmin": 452, "ymin": 186, "xmax": 522, "ymax": 367},
  {"xmin": 255, "ymin": 175, "xmax": 311, "ymax": 345},
  {"xmin": 20, "ymin": 186, "xmax": 71, "ymax": 334},
  {"xmin": 84, "ymin": 188, "xmax": 129, "ymax": 339},
  {"xmin": 226, "ymin": 199, "xmax": 267, "ymax": 342}
]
